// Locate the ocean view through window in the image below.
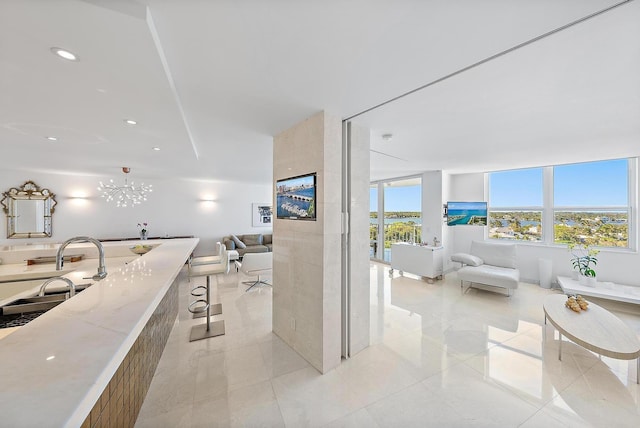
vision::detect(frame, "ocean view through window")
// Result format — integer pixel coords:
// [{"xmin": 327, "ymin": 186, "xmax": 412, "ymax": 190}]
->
[
  {"xmin": 370, "ymin": 177, "xmax": 422, "ymax": 262},
  {"xmin": 553, "ymin": 159, "xmax": 629, "ymax": 247},
  {"xmin": 489, "ymin": 167, "xmax": 543, "ymax": 242},
  {"xmin": 489, "ymin": 158, "xmax": 634, "ymax": 248}
]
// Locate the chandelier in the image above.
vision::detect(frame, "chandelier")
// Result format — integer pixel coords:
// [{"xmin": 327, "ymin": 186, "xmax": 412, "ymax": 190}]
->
[{"xmin": 98, "ymin": 167, "xmax": 152, "ymax": 207}]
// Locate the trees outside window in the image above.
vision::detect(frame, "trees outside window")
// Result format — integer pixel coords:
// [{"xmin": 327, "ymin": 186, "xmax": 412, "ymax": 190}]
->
[
  {"xmin": 489, "ymin": 167, "xmax": 543, "ymax": 242},
  {"xmin": 489, "ymin": 158, "xmax": 634, "ymax": 248}
]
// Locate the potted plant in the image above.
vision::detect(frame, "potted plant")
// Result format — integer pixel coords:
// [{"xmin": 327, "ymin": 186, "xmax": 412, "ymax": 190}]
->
[
  {"xmin": 569, "ymin": 243, "xmax": 599, "ymax": 286},
  {"xmin": 137, "ymin": 222, "xmax": 149, "ymax": 240}
]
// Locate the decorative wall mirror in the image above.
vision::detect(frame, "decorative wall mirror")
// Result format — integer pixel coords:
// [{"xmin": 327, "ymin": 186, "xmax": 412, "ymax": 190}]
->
[{"xmin": 1, "ymin": 181, "xmax": 57, "ymax": 238}]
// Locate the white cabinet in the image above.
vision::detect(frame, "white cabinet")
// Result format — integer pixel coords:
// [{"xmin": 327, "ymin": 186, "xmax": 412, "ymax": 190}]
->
[{"xmin": 390, "ymin": 243, "xmax": 444, "ymax": 282}]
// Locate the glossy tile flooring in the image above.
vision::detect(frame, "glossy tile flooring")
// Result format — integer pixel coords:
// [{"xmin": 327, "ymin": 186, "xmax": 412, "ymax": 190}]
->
[{"xmin": 136, "ymin": 263, "xmax": 640, "ymax": 427}]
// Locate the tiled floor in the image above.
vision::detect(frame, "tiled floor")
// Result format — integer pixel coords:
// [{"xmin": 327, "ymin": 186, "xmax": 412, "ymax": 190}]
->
[{"xmin": 135, "ymin": 263, "xmax": 640, "ymax": 427}]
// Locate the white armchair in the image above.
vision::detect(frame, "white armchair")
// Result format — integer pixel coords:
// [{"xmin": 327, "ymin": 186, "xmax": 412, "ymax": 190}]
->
[
  {"xmin": 451, "ymin": 240, "xmax": 519, "ymax": 296},
  {"xmin": 235, "ymin": 252, "xmax": 272, "ymax": 291}
]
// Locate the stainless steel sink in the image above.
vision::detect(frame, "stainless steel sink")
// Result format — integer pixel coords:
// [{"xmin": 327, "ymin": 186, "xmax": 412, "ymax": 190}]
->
[
  {"xmin": 0, "ymin": 283, "xmax": 92, "ymax": 328},
  {"xmin": 1, "ymin": 294, "xmax": 67, "ymax": 314}
]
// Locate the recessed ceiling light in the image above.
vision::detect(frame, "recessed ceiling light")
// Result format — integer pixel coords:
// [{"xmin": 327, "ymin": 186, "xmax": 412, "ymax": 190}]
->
[
  {"xmin": 50, "ymin": 47, "xmax": 78, "ymax": 61},
  {"xmin": 46, "ymin": 136, "xmax": 57, "ymax": 141},
  {"xmin": 152, "ymin": 147, "xmax": 160, "ymax": 151},
  {"xmin": 124, "ymin": 119, "xmax": 137, "ymax": 125}
]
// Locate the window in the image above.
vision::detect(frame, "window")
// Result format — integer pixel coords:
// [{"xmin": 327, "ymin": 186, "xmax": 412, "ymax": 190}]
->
[
  {"xmin": 370, "ymin": 176, "xmax": 422, "ymax": 262},
  {"xmin": 554, "ymin": 159, "xmax": 629, "ymax": 247},
  {"xmin": 489, "ymin": 167, "xmax": 543, "ymax": 242},
  {"xmin": 489, "ymin": 158, "xmax": 634, "ymax": 248}
]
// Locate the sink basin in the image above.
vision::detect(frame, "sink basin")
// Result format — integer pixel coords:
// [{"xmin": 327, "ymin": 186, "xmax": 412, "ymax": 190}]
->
[
  {"xmin": 0, "ymin": 283, "xmax": 92, "ymax": 329},
  {"xmin": 1, "ymin": 294, "xmax": 67, "ymax": 315}
]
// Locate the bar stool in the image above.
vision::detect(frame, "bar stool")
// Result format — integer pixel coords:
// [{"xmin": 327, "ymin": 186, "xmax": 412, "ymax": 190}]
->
[
  {"xmin": 188, "ymin": 242, "xmax": 224, "ymax": 281},
  {"xmin": 187, "ymin": 246, "xmax": 230, "ymax": 341}
]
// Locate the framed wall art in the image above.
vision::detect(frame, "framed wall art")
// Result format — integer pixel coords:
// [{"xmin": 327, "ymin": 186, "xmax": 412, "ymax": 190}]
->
[{"xmin": 252, "ymin": 203, "xmax": 273, "ymax": 227}]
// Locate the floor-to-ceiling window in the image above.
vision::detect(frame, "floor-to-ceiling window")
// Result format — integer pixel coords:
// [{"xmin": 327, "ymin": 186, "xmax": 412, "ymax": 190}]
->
[{"xmin": 370, "ymin": 176, "xmax": 422, "ymax": 262}]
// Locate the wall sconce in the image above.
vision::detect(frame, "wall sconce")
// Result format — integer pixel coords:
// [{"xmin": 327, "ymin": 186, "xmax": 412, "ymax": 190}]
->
[
  {"xmin": 200, "ymin": 198, "xmax": 217, "ymax": 212},
  {"xmin": 200, "ymin": 193, "xmax": 216, "ymax": 203},
  {"xmin": 68, "ymin": 191, "xmax": 91, "ymax": 206}
]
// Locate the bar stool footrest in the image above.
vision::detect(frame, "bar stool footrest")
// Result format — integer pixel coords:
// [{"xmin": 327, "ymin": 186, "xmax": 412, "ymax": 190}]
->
[
  {"xmin": 190, "ymin": 285, "xmax": 207, "ymax": 297},
  {"xmin": 193, "ymin": 302, "xmax": 222, "ymax": 318},
  {"xmin": 188, "ymin": 299, "xmax": 209, "ymax": 314}
]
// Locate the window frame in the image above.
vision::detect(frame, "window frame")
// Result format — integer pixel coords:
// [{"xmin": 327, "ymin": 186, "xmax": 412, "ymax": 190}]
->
[
  {"xmin": 487, "ymin": 158, "xmax": 637, "ymax": 251},
  {"xmin": 369, "ymin": 174, "xmax": 423, "ymax": 262}
]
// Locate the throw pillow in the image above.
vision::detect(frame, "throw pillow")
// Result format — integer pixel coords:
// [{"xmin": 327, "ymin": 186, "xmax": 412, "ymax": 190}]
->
[
  {"xmin": 262, "ymin": 234, "xmax": 272, "ymax": 244},
  {"xmin": 223, "ymin": 239, "xmax": 235, "ymax": 250},
  {"xmin": 242, "ymin": 234, "xmax": 263, "ymax": 246},
  {"xmin": 231, "ymin": 235, "xmax": 246, "ymax": 249},
  {"xmin": 451, "ymin": 253, "xmax": 483, "ymax": 267}
]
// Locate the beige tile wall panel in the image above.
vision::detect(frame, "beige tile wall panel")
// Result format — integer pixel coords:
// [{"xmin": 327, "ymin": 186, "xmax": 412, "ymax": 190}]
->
[{"xmin": 273, "ymin": 111, "xmax": 342, "ymax": 373}]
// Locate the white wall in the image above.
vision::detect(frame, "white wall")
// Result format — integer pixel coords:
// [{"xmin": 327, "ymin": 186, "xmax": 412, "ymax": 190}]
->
[
  {"xmin": 420, "ymin": 170, "xmax": 444, "ymax": 248},
  {"xmin": 444, "ymin": 173, "xmax": 485, "ymax": 272},
  {"xmin": 444, "ymin": 171, "xmax": 640, "ymax": 287},
  {"xmin": 0, "ymin": 169, "xmax": 271, "ymax": 256}
]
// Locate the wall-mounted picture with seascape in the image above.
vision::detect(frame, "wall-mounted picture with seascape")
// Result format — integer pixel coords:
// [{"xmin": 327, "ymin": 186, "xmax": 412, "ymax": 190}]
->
[
  {"xmin": 446, "ymin": 201, "xmax": 487, "ymax": 226},
  {"xmin": 276, "ymin": 173, "xmax": 316, "ymax": 220}
]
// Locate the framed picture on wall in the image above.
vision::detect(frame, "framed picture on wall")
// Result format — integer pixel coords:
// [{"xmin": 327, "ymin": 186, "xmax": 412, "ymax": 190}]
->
[
  {"xmin": 252, "ymin": 203, "xmax": 272, "ymax": 227},
  {"xmin": 275, "ymin": 173, "xmax": 316, "ymax": 220}
]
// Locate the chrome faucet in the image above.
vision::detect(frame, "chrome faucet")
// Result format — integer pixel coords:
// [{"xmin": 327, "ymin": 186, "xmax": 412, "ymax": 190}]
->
[
  {"xmin": 39, "ymin": 276, "xmax": 76, "ymax": 297},
  {"xmin": 56, "ymin": 236, "xmax": 107, "ymax": 281}
]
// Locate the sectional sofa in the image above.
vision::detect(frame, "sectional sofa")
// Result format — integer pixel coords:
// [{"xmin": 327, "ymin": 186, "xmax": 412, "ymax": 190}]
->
[{"xmin": 223, "ymin": 233, "xmax": 272, "ymax": 257}]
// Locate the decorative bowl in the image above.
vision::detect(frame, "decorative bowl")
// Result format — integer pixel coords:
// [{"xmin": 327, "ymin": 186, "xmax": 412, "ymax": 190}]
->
[{"xmin": 129, "ymin": 245, "xmax": 153, "ymax": 255}]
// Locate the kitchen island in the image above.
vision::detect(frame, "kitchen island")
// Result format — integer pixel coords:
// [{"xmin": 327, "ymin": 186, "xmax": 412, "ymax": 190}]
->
[{"xmin": 0, "ymin": 238, "xmax": 198, "ymax": 427}]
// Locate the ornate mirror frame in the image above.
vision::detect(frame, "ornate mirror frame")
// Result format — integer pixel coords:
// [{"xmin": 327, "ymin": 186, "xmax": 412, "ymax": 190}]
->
[{"xmin": 1, "ymin": 181, "xmax": 57, "ymax": 238}]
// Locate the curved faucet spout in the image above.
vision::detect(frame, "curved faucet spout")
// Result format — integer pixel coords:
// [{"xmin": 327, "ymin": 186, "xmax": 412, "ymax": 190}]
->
[
  {"xmin": 56, "ymin": 236, "xmax": 107, "ymax": 281},
  {"xmin": 39, "ymin": 276, "xmax": 75, "ymax": 297}
]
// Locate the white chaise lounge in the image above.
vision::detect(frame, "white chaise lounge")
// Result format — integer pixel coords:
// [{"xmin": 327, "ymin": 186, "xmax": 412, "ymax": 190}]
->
[{"xmin": 451, "ymin": 240, "xmax": 520, "ymax": 296}]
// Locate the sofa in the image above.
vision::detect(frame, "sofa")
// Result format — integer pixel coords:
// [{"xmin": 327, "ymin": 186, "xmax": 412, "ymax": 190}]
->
[
  {"xmin": 223, "ymin": 233, "xmax": 272, "ymax": 257},
  {"xmin": 451, "ymin": 240, "xmax": 519, "ymax": 296}
]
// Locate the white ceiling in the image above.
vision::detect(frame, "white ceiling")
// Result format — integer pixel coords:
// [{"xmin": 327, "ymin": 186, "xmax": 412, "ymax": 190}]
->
[{"xmin": 1, "ymin": 0, "xmax": 638, "ymax": 184}]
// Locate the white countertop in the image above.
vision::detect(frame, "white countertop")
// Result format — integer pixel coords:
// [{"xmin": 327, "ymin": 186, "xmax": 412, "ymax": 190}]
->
[
  {"xmin": 0, "ymin": 263, "xmax": 76, "ymax": 283},
  {"xmin": 0, "ymin": 257, "xmax": 136, "ymax": 307},
  {"xmin": 0, "ymin": 238, "xmax": 198, "ymax": 428}
]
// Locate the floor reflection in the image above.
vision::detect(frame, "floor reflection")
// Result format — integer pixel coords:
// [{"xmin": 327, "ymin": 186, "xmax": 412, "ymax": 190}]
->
[
  {"xmin": 137, "ymin": 261, "xmax": 640, "ymax": 427},
  {"xmin": 376, "ymin": 263, "xmax": 640, "ymax": 426}
]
